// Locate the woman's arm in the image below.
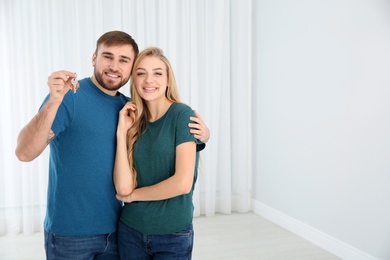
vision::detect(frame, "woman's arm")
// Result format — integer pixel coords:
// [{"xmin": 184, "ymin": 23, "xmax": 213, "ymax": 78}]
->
[
  {"xmin": 113, "ymin": 102, "xmax": 137, "ymax": 196},
  {"xmin": 116, "ymin": 141, "xmax": 196, "ymax": 202}
]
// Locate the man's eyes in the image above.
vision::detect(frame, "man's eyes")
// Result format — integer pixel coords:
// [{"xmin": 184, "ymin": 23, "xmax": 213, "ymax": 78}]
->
[{"xmin": 103, "ymin": 56, "xmax": 129, "ymax": 63}]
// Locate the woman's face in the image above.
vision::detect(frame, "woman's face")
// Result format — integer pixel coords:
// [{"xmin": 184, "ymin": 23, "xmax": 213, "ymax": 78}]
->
[{"xmin": 133, "ymin": 56, "xmax": 168, "ymax": 103}]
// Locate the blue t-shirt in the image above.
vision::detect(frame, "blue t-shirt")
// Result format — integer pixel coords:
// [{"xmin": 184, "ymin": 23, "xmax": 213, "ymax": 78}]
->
[
  {"xmin": 43, "ymin": 77, "xmax": 129, "ymax": 236},
  {"xmin": 120, "ymin": 103, "xmax": 202, "ymax": 235}
]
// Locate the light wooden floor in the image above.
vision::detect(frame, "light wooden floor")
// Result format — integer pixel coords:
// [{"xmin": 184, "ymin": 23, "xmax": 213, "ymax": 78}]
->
[{"xmin": 0, "ymin": 212, "xmax": 340, "ymax": 260}]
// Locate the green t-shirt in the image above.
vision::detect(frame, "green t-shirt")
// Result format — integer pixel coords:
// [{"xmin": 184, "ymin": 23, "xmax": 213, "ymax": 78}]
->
[{"xmin": 120, "ymin": 103, "xmax": 201, "ymax": 234}]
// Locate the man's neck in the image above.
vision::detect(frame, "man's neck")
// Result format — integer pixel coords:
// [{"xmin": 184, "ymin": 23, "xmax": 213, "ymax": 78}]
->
[{"xmin": 90, "ymin": 76, "xmax": 119, "ymax": 96}]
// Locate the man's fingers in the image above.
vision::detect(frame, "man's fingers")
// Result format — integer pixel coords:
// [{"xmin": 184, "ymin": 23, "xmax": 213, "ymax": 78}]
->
[
  {"xmin": 49, "ymin": 70, "xmax": 76, "ymax": 82},
  {"xmin": 193, "ymin": 110, "xmax": 203, "ymax": 120},
  {"xmin": 189, "ymin": 122, "xmax": 202, "ymax": 130}
]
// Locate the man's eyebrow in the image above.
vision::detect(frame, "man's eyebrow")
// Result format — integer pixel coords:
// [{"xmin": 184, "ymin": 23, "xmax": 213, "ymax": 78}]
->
[
  {"xmin": 101, "ymin": 51, "xmax": 113, "ymax": 56},
  {"xmin": 120, "ymin": 55, "xmax": 132, "ymax": 61},
  {"xmin": 101, "ymin": 52, "xmax": 132, "ymax": 61}
]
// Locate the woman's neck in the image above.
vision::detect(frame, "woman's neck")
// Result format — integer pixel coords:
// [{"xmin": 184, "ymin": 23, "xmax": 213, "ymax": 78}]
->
[{"xmin": 146, "ymin": 98, "xmax": 173, "ymax": 122}]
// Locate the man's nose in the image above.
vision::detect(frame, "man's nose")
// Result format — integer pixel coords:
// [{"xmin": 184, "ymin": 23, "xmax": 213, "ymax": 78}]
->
[{"xmin": 109, "ymin": 60, "xmax": 119, "ymax": 70}]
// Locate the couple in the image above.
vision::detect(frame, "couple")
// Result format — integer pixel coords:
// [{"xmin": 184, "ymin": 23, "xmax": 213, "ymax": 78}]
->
[{"xmin": 15, "ymin": 31, "xmax": 210, "ymax": 259}]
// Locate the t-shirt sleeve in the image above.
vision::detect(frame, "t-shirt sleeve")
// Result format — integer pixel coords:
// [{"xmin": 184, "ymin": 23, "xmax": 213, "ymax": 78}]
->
[
  {"xmin": 175, "ymin": 104, "xmax": 205, "ymax": 150},
  {"xmin": 40, "ymin": 92, "xmax": 74, "ymax": 136}
]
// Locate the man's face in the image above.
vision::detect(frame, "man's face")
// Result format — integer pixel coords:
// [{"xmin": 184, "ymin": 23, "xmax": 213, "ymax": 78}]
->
[{"xmin": 92, "ymin": 44, "xmax": 135, "ymax": 93}]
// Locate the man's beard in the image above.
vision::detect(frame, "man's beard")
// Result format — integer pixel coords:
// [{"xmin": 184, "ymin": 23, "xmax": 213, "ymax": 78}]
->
[{"xmin": 94, "ymin": 69, "xmax": 128, "ymax": 92}]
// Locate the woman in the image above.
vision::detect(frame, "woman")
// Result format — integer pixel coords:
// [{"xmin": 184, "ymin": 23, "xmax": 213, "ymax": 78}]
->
[{"xmin": 114, "ymin": 47, "xmax": 203, "ymax": 259}]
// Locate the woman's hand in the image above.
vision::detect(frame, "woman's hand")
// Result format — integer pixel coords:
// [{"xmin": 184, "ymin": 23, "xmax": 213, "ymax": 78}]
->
[{"xmin": 117, "ymin": 102, "xmax": 137, "ymax": 134}]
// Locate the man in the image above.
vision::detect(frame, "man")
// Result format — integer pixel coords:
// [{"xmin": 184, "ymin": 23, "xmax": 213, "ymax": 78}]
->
[{"xmin": 15, "ymin": 31, "xmax": 209, "ymax": 259}]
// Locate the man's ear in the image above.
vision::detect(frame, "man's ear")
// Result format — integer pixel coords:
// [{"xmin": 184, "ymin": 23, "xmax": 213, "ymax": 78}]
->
[{"xmin": 92, "ymin": 53, "xmax": 97, "ymax": 67}]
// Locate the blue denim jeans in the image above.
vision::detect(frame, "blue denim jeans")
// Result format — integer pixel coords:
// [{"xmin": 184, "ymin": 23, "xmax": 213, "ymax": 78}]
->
[
  {"xmin": 118, "ymin": 220, "xmax": 193, "ymax": 260},
  {"xmin": 44, "ymin": 230, "xmax": 120, "ymax": 260}
]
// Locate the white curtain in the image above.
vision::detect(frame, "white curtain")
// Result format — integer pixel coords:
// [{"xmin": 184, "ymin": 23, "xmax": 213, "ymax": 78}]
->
[{"xmin": 0, "ymin": 0, "xmax": 252, "ymax": 235}]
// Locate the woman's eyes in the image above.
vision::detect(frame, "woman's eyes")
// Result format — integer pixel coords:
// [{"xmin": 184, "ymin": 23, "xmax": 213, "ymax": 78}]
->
[{"xmin": 136, "ymin": 72, "xmax": 163, "ymax": 77}]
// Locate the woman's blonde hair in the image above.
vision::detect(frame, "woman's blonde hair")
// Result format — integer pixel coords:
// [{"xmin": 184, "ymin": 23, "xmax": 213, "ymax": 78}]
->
[{"xmin": 126, "ymin": 47, "xmax": 181, "ymax": 187}]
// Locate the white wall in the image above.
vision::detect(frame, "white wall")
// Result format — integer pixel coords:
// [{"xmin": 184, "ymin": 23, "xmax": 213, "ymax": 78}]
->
[{"xmin": 252, "ymin": 1, "xmax": 390, "ymax": 259}]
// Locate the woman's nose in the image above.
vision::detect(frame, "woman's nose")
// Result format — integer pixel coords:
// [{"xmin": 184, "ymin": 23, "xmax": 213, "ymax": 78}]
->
[{"xmin": 145, "ymin": 74, "xmax": 153, "ymax": 82}]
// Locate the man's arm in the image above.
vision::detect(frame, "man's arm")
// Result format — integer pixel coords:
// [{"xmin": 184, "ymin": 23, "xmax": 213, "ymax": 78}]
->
[
  {"xmin": 15, "ymin": 100, "xmax": 60, "ymax": 161},
  {"xmin": 15, "ymin": 70, "xmax": 76, "ymax": 162}
]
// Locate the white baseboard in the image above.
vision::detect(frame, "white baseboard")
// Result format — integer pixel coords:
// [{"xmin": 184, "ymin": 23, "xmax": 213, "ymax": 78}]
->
[{"xmin": 251, "ymin": 199, "xmax": 377, "ymax": 260}]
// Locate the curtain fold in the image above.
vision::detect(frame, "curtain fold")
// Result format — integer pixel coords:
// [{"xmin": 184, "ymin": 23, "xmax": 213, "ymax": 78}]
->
[{"xmin": 0, "ymin": 0, "xmax": 252, "ymax": 235}]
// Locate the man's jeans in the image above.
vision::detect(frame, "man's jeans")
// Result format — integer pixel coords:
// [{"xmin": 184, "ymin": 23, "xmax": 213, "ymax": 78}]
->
[
  {"xmin": 118, "ymin": 220, "xmax": 193, "ymax": 259},
  {"xmin": 44, "ymin": 230, "xmax": 120, "ymax": 260}
]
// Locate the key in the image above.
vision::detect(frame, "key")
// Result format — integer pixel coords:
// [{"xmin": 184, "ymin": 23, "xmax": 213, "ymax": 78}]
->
[{"xmin": 71, "ymin": 78, "xmax": 79, "ymax": 93}]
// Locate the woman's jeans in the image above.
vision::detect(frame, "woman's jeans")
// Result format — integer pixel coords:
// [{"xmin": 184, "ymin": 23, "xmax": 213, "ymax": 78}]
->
[
  {"xmin": 44, "ymin": 230, "xmax": 120, "ymax": 260},
  {"xmin": 118, "ymin": 220, "xmax": 194, "ymax": 260}
]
